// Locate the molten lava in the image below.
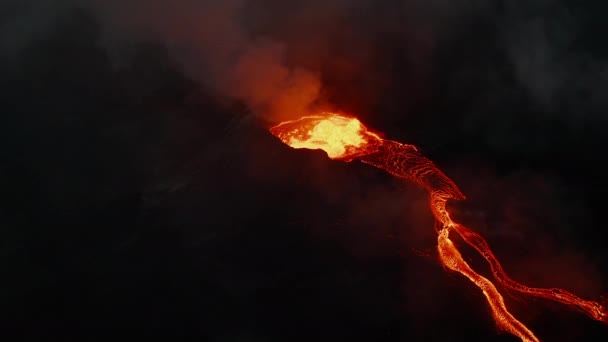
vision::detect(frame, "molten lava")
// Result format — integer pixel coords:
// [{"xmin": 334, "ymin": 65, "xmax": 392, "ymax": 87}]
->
[
  {"xmin": 270, "ymin": 112, "xmax": 607, "ymax": 342},
  {"xmin": 270, "ymin": 114, "xmax": 382, "ymax": 160}
]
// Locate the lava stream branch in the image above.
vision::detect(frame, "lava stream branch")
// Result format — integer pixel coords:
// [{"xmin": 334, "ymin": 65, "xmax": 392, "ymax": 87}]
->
[
  {"xmin": 450, "ymin": 223, "xmax": 608, "ymax": 323},
  {"xmin": 359, "ymin": 141, "xmax": 607, "ymax": 329},
  {"xmin": 437, "ymin": 223, "xmax": 540, "ymax": 342},
  {"xmin": 360, "ymin": 146, "xmax": 540, "ymax": 341},
  {"xmin": 270, "ymin": 112, "xmax": 607, "ymax": 341}
]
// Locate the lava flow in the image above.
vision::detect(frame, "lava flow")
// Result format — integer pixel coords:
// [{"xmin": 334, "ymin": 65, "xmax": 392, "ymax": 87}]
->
[{"xmin": 270, "ymin": 112, "xmax": 607, "ymax": 342}]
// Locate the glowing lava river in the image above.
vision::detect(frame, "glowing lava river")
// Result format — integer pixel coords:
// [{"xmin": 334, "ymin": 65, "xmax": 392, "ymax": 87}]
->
[{"xmin": 269, "ymin": 112, "xmax": 607, "ymax": 342}]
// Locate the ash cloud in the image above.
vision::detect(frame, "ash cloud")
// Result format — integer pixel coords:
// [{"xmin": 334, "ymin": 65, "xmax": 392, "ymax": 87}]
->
[
  {"xmin": 1, "ymin": 0, "xmax": 498, "ymax": 123},
  {"xmin": 4, "ymin": 0, "xmax": 608, "ymax": 128},
  {"xmin": 87, "ymin": 0, "xmax": 326, "ymax": 123},
  {"xmin": 3, "ymin": 0, "xmax": 321, "ymax": 121},
  {"xmin": 0, "ymin": 0, "xmax": 73, "ymax": 57},
  {"xmin": 498, "ymin": 1, "xmax": 608, "ymax": 119}
]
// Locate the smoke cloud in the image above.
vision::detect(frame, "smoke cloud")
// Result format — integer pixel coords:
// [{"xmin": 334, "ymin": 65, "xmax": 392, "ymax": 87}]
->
[
  {"xmin": 1, "ymin": 0, "xmax": 490, "ymax": 123},
  {"xmin": 85, "ymin": 0, "xmax": 327, "ymax": 122},
  {"xmin": 4, "ymin": 0, "xmax": 608, "ymax": 127}
]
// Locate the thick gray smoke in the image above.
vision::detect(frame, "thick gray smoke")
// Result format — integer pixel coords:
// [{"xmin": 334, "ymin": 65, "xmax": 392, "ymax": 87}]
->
[
  {"xmin": 2, "ymin": 0, "xmax": 607, "ymax": 124},
  {"xmin": 88, "ymin": 0, "xmax": 326, "ymax": 122},
  {"xmin": 0, "ymin": 0, "xmax": 488, "ymax": 122},
  {"xmin": 0, "ymin": 0, "xmax": 73, "ymax": 56},
  {"xmin": 502, "ymin": 2, "xmax": 608, "ymax": 115}
]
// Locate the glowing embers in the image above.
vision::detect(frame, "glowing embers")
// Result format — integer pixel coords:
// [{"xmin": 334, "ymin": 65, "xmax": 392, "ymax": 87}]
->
[{"xmin": 269, "ymin": 113, "xmax": 382, "ymax": 159}]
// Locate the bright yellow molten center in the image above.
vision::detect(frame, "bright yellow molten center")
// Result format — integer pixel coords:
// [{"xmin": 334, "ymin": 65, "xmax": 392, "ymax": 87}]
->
[
  {"xmin": 289, "ymin": 116, "xmax": 366, "ymax": 158},
  {"xmin": 269, "ymin": 113, "xmax": 379, "ymax": 159}
]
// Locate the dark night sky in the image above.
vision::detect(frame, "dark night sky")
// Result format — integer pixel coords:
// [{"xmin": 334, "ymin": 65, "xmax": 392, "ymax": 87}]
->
[{"xmin": 2, "ymin": 1, "xmax": 608, "ymax": 341}]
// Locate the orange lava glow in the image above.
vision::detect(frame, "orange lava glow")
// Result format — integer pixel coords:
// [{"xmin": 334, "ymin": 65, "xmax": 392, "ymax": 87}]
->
[
  {"xmin": 269, "ymin": 113, "xmax": 382, "ymax": 160},
  {"xmin": 270, "ymin": 112, "xmax": 607, "ymax": 342}
]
